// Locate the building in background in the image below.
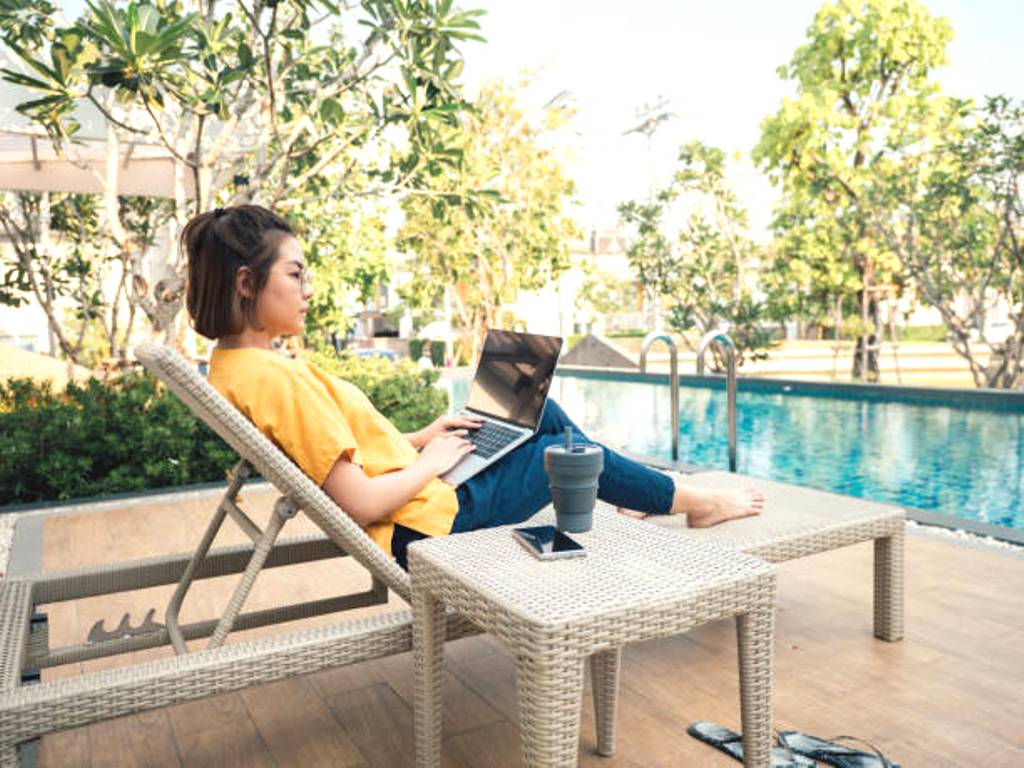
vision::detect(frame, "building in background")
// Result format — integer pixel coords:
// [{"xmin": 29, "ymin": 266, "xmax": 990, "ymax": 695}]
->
[{"xmin": 508, "ymin": 227, "xmax": 642, "ymax": 342}]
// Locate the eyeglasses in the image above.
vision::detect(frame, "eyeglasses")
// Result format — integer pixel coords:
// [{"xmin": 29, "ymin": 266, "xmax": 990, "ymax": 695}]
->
[{"xmin": 276, "ymin": 264, "xmax": 313, "ymax": 288}]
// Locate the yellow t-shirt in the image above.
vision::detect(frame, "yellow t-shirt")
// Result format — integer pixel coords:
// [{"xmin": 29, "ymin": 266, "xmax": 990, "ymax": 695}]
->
[{"xmin": 208, "ymin": 347, "xmax": 458, "ymax": 556}]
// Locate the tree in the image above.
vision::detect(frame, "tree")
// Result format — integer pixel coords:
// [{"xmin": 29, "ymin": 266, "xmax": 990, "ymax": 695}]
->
[
  {"xmin": 285, "ymin": 193, "xmax": 394, "ymax": 345},
  {"xmin": 397, "ymin": 77, "xmax": 579, "ymax": 362},
  {"xmin": 0, "ymin": 190, "xmax": 173, "ymax": 364},
  {"xmin": 578, "ymin": 269, "xmax": 638, "ymax": 323},
  {"xmin": 1, "ymin": 0, "xmax": 483, "ymax": 349},
  {"xmin": 619, "ymin": 140, "xmax": 776, "ymax": 368},
  {"xmin": 871, "ymin": 96, "xmax": 1024, "ymax": 388},
  {"xmin": 754, "ymin": 0, "xmax": 953, "ymax": 380}
]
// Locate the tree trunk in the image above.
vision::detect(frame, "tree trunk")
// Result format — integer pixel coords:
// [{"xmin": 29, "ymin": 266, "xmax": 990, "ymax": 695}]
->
[
  {"xmin": 103, "ymin": 125, "xmax": 130, "ymax": 362},
  {"xmin": 0, "ymin": 195, "xmax": 80, "ymax": 363},
  {"xmin": 981, "ymin": 332, "xmax": 1024, "ymax": 389},
  {"xmin": 140, "ymin": 151, "xmax": 191, "ymax": 350},
  {"xmin": 852, "ymin": 253, "xmax": 881, "ymax": 382},
  {"xmin": 39, "ymin": 194, "xmax": 56, "ymax": 356}
]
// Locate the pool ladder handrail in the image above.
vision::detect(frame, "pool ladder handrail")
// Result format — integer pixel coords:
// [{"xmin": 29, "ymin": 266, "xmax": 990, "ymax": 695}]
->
[
  {"xmin": 639, "ymin": 332, "xmax": 680, "ymax": 461},
  {"xmin": 697, "ymin": 329, "xmax": 738, "ymax": 472}
]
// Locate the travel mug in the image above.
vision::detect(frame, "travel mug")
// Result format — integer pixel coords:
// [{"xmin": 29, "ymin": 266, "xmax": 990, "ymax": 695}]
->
[{"xmin": 543, "ymin": 427, "xmax": 604, "ymax": 533}]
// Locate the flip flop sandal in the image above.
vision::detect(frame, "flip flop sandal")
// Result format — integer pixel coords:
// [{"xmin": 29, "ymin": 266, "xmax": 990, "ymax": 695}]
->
[
  {"xmin": 778, "ymin": 730, "xmax": 901, "ymax": 768},
  {"xmin": 686, "ymin": 721, "xmax": 815, "ymax": 768}
]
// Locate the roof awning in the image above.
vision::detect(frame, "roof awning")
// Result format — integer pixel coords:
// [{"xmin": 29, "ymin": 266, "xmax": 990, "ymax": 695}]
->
[{"xmin": 0, "ymin": 129, "xmax": 195, "ymax": 198}]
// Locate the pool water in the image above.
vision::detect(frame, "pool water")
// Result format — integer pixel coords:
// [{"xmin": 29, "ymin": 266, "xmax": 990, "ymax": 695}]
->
[{"xmin": 446, "ymin": 374, "xmax": 1024, "ymax": 531}]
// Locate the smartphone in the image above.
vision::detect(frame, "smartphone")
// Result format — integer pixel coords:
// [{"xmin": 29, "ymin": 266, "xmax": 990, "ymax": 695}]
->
[{"xmin": 512, "ymin": 525, "xmax": 586, "ymax": 560}]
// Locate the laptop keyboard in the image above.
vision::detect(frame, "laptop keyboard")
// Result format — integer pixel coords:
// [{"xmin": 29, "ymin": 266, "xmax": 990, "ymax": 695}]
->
[{"xmin": 468, "ymin": 420, "xmax": 523, "ymax": 459}]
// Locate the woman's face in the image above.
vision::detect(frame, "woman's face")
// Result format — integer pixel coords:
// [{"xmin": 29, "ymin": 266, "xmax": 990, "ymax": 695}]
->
[{"xmin": 251, "ymin": 235, "xmax": 313, "ymax": 337}]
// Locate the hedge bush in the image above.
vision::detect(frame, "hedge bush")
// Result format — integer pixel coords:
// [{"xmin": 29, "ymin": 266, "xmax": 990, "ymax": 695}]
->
[
  {"xmin": 407, "ymin": 338, "xmax": 446, "ymax": 366},
  {"xmin": 0, "ymin": 372, "xmax": 237, "ymax": 505},
  {"xmin": 1, "ymin": 353, "xmax": 449, "ymax": 506}
]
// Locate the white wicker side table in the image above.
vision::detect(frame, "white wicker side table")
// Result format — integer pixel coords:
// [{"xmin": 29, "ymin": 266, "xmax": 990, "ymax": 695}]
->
[{"xmin": 408, "ymin": 509, "xmax": 777, "ymax": 767}]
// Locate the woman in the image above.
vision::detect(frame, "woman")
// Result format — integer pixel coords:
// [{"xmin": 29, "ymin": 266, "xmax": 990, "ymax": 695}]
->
[{"xmin": 184, "ymin": 205, "xmax": 764, "ymax": 568}]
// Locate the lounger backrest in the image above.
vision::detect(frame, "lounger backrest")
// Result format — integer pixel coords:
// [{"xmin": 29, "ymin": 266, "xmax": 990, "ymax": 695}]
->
[{"xmin": 134, "ymin": 343, "xmax": 412, "ymax": 601}]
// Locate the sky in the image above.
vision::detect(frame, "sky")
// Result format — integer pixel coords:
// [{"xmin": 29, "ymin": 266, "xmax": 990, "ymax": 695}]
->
[
  {"xmin": 28, "ymin": 0, "xmax": 1024, "ymax": 234},
  {"xmin": 456, "ymin": 0, "xmax": 1024, "ymax": 232}
]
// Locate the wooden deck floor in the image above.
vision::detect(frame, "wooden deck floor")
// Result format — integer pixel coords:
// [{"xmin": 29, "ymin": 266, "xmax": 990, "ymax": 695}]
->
[{"xmin": 26, "ymin": 487, "xmax": 1024, "ymax": 767}]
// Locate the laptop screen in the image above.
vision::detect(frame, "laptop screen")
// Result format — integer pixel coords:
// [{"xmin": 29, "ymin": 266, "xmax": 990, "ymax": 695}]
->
[{"xmin": 466, "ymin": 330, "xmax": 563, "ymax": 429}]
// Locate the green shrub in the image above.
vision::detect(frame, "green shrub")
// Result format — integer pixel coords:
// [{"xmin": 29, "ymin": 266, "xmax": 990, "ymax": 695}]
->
[
  {"xmin": 407, "ymin": 339, "xmax": 446, "ymax": 367},
  {"xmin": 0, "ymin": 351, "xmax": 449, "ymax": 506},
  {"xmin": 305, "ymin": 350, "xmax": 448, "ymax": 433},
  {"xmin": 897, "ymin": 324, "xmax": 948, "ymax": 342},
  {"xmin": 0, "ymin": 372, "xmax": 237, "ymax": 506}
]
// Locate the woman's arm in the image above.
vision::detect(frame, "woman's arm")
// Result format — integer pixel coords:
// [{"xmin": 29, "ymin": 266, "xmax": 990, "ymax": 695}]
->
[
  {"xmin": 322, "ymin": 433, "xmax": 474, "ymax": 527},
  {"xmin": 405, "ymin": 413, "xmax": 483, "ymax": 449}
]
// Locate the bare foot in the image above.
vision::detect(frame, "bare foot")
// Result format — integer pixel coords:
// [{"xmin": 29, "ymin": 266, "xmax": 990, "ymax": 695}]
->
[{"xmin": 682, "ymin": 486, "xmax": 765, "ymax": 528}]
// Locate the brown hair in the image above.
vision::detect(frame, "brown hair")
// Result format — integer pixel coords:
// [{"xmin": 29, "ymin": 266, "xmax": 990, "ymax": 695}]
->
[{"xmin": 183, "ymin": 205, "xmax": 295, "ymax": 339}]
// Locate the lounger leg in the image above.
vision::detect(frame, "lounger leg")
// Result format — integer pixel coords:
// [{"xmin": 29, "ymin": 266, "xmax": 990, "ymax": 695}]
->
[
  {"xmin": 167, "ymin": 462, "xmax": 253, "ymax": 654},
  {"xmin": 517, "ymin": 651, "xmax": 585, "ymax": 767},
  {"xmin": 0, "ymin": 744, "xmax": 17, "ymax": 768},
  {"xmin": 874, "ymin": 528, "xmax": 905, "ymax": 642},
  {"xmin": 412, "ymin": 590, "xmax": 446, "ymax": 768},
  {"xmin": 735, "ymin": 575, "xmax": 776, "ymax": 768},
  {"xmin": 207, "ymin": 501, "xmax": 291, "ymax": 649},
  {"xmin": 589, "ymin": 647, "xmax": 621, "ymax": 756}
]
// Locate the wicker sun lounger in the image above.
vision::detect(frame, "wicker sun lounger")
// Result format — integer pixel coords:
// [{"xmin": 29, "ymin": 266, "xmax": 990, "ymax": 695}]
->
[
  {"xmin": 0, "ymin": 343, "xmax": 484, "ymax": 765},
  {"xmin": 638, "ymin": 473, "xmax": 905, "ymax": 642}
]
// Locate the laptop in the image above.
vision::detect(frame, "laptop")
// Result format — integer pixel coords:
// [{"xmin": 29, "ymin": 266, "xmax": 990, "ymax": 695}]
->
[{"xmin": 440, "ymin": 329, "xmax": 563, "ymax": 486}]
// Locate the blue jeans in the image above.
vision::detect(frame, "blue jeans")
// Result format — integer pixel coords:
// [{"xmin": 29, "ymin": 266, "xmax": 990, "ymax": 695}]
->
[
  {"xmin": 452, "ymin": 399, "xmax": 675, "ymax": 532},
  {"xmin": 391, "ymin": 399, "xmax": 675, "ymax": 568}
]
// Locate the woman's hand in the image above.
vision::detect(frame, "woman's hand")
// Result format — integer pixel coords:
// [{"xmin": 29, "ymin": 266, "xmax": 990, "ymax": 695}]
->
[
  {"xmin": 407, "ymin": 413, "xmax": 484, "ymax": 449},
  {"xmin": 418, "ymin": 433, "xmax": 475, "ymax": 475}
]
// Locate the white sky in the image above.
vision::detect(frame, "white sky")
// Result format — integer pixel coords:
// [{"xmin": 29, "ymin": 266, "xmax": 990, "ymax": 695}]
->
[{"xmin": 456, "ymin": 0, "xmax": 1024, "ymax": 235}]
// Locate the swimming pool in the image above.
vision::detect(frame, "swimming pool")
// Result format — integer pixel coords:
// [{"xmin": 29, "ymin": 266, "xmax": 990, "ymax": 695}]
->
[{"xmin": 446, "ymin": 370, "xmax": 1024, "ymax": 536}]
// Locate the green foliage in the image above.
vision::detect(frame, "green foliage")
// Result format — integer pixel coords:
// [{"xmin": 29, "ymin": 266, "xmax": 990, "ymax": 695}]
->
[
  {"xmin": 754, "ymin": 0, "xmax": 953, "ymax": 377},
  {"xmin": 578, "ymin": 270, "xmax": 638, "ymax": 318},
  {"xmin": 305, "ymin": 350, "xmax": 448, "ymax": 433},
  {"xmin": 1, "ymin": 190, "xmax": 176, "ymax": 366},
  {"xmin": 0, "ymin": 191, "xmax": 174, "ymax": 364},
  {"xmin": 287, "ymin": 200, "xmax": 393, "ymax": 343},
  {"xmin": 619, "ymin": 140, "xmax": 777, "ymax": 367},
  {"xmin": 751, "ymin": 0, "xmax": 1023, "ymax": 388},
  {"xmin": 0, "ymin": 0, "xmax": 56, "ymax": 50},
  {"xmin": 870, "ymin": 96, "xmax": 1024, "ymax": 387},
  {"xmin": 0, "ymin": 192, "xmax": 101, "ymax": 314},
  {"xmin": 0, "ymin": 372, "xmax": 236, "ymax": 505},
  {"xmin": 408, "ymin": 339, "xmax": 446, "ymax": 367},
  {"xmin": 1, "ymin": 0, "xmax": 482, "ymax": 160},
  {"xmin": 398, "ymin": 76, "xmax": 579, "ymax": 361},
  {"xmin": 2, "ymin": 0, "xmax": 485, "ymax": 347},
  {"xmin": 0, "ymin": 352, "xmax": 451, "ymax": 505},
  {"xmin": 897, "ymin": 324, "xmax": 947, "ymax": 343}
]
